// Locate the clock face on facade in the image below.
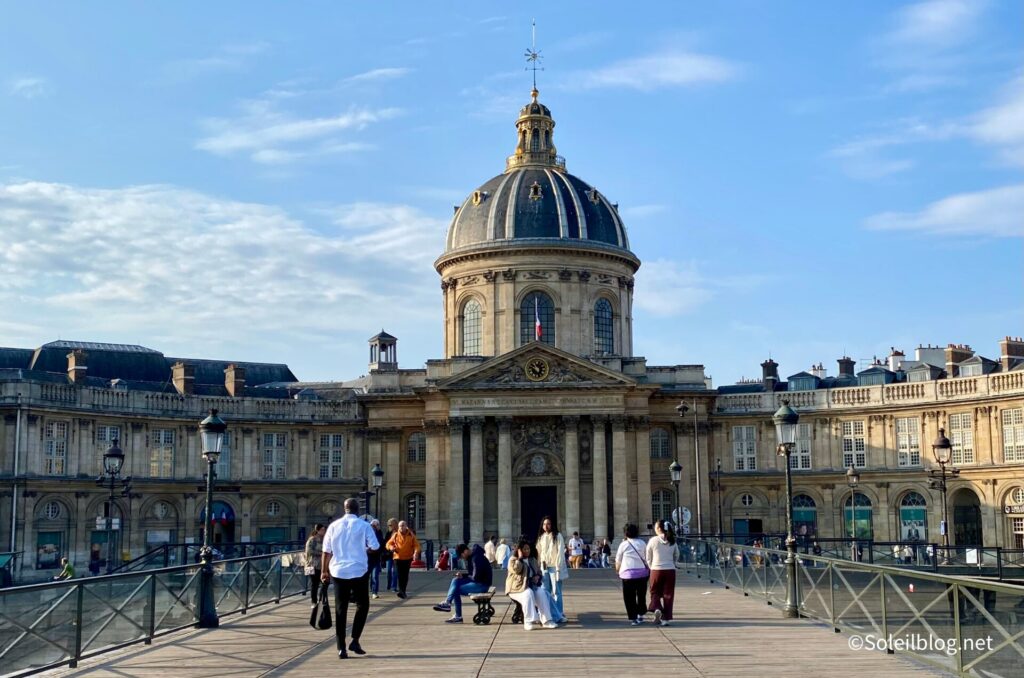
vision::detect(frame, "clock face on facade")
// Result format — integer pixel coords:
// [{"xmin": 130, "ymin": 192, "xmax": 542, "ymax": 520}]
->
[{"xmin": 525, "ymin": 357, "xmax": 550, "ymax": 381}]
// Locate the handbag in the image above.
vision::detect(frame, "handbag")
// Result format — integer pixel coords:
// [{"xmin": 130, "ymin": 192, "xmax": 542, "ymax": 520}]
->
[
  {"xmin": 309, "ymin": 586, "xmax": 332, "ymax": 630},
  {"xmin": 621, "ymin": 540, "xmax": 651, "ymax": 580},
  {"xmin": 304, "ymin": 564, "xmax": 316, "ymax": 576}
]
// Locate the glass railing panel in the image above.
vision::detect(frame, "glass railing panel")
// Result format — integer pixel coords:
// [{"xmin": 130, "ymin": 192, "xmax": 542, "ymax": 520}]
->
[
  {"xmin": 831, "ymin": 563, "xmax": 883, "ymax": 636},
  {"xmin": 0, "ymin": 582, "xmax": 77, "ymax": 674},
  {"xmin": 876, "ymin": 572, "xmax": 958, "ymax": 674},
  {"xmin": 247, "ymin": 558, "xmax": 278, "ymax": 608},
  {"xmin": 765, "ymin": 552, "xmax": 788, "ymax": 607},
  {"xmin": 79, "ymin": 575, "xmax": 150, "ymax": 655},
  {"xmin": 152, "ymin": 567, "xmax": 200, "ymax": 634},
  {"xmin": 213, "ymin": 562, "xmax": 246, "ymax": 616},
  {"xmin": 958, "ymin": 583, "xmax": 1024, "ymax": 677},
  {"xmin": 797, "ymin": 556, "xmax": 832, "ymax": 621}
]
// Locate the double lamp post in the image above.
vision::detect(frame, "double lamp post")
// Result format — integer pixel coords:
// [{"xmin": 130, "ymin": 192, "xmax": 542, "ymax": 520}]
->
[
  {"xmin": 772, "ymin": 399, "xmax": 801, "ymax": 619},
  {"xmin": 98, "ymin": 440, "xmax": 133, "ymax": 574}
]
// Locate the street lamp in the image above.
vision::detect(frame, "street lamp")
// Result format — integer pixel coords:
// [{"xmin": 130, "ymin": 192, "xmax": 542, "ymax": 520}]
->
[
  {"xmin": 772, "ymin": 400, "xmax": 800, "ymax": 619},
  {"xmin": 846, "ymin": 465, "xmax": 860, "ymax": 562},
  {"xmin": 929, "ymin": 428, "xmax": 958, "ymax": 565},
  {"xmin": 98, "ymin": 439, "xmax": 130, "ymax": 574},
  {"xmin": 371, "ymin": 463, "xmax": 384, "ymax": 519},
  {"xmin": 715, "ymin": 458, "xmax": 723, "ymax": 538},
  {"xmin": 668, "ymin": 460, "xmax": 682, "ymax": 534},
  {"xmin": 675, "ymin": 400, "xmax": 702, "ymax": 535},
  {"xmin": 197, "ymin": 408, "xmax": 226, "ymax": 629}
]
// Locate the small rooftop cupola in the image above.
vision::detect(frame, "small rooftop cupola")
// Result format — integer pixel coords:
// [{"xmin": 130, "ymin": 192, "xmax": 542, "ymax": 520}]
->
[
  {"xmin": 506, "ymin": 88, "xmax": 562, "ymax": 172},
  {"xmin": 368, "ymin": 330, "xmax": 398, "ymax": 372}
]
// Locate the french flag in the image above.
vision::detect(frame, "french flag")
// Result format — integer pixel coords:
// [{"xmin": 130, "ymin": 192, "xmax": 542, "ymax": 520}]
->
[{"xmin": 534, "ymin": 297, "xmax": 542, "ymax": 341}]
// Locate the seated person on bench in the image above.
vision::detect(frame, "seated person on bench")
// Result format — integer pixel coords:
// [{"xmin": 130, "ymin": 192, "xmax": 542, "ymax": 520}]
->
[
  {"xmin": 505, "ymin": 539, "xmax": 557, "ymax": 630},
  {"xmin": 433, "ymin": 543, "xmax": 492, "ymax": 623}
]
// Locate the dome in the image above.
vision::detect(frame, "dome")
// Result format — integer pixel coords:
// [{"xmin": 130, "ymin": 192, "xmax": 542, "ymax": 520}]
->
[{"xmin": 441, "ymin": 88, "xmax": 632, "ymax": 258}]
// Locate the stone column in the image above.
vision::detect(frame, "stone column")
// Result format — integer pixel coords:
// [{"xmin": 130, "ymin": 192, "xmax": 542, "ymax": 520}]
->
[
  {"xmin": 448, "ymin": 419, "xmax": 465, "ymax": 544},
  {"xmin": 563, "ymin": 416, "xmax": 580, "ymax": 535},
  {"xmin": 611, "ymin": 416, "xmax": 629, "ymax": 538},
  {"xmin": 634, "ymin": 417, "xmax": 653, "ymax": 531},
  {"xmin": 425, "ymin": 422, "xmax": 443, "ymax": 541},
  {"xmin": 297, "ymin": 429, "xmax": 311, "ymax": 480},
  {"xmin": 384, "ymin": 431, "xmax": 401, "ymax": 521},
  {"xmin": 469, "ymin": 418, "xmax": 484, "ymax": 542},
  {"xmin": 592, "ymin": 416, "xmax": 608, "ymax": 541},
  {"xmin": 497, "ymin": 418, "xmax": 513, "ymax": 541}
]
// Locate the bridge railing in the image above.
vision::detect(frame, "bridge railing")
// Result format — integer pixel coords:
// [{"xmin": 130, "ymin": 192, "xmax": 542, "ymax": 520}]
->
[
  {"xmin": 0, "ymin": 550, "xmax": 304, "ymax": 678},
  {"xmin": 681, "ymin": 538, "xmax": 1024, "ymax": 677}
]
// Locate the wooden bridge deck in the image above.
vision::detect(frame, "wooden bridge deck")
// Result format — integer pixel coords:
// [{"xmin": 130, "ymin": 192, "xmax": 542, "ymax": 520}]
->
[{"xmin": 48, "ymin": 570, "xmax": 947, "ymax": 677}]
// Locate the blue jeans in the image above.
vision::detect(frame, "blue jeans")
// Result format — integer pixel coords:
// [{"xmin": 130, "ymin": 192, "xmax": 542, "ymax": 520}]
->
[
  {"xmin": 542, "ymin": 567, "xmax": 564, "ymax": 619},
  {"xmin": 387, "ymin": 558, "xmax": 397, "ymax": 590},
  {"xmin": 369, "ymin": 562, "xmax": 381, "ymax": 594},
  {"xmin": 445, "ymin": 578, "xmax": 489, "ymax": 617}
]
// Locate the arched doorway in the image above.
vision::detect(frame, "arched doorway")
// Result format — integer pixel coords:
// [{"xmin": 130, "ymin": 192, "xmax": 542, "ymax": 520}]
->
[
  {"xmin": 898, "ymin": 491, "xmax": 928, "ymax": 542},
  {"xmin": 952, "ymin": 488, "xmax": 983, "ymax": 546},
  {"xmin": 792, "ymin": 494, "xmax": 817, "ymax": 547},
  {"xmin": 844, "ymin": 493, "xmax": 873, "ymax": 540},
  {"xmin": 199, "ymin": 500, "xmax": 236, "ymax": 545}
]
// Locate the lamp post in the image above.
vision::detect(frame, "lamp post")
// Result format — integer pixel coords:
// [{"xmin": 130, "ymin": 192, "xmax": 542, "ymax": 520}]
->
[
  {"xmin": 715, "ymin": 458, "xmax": 723, "ymax": 538},
  {"xmin": 773, "ymin": 400, "xmax": 800, "ymax": 619},
  {"xmin": 929, "ymin": 428, "xmax": 958, "ymax": 565},
  {"xmin": 371, "ymin": 463, "xmax": 384, "ymax": 519},
  {"xmin": 197, "ymin": 408, "xmax": 226, "ymax": 629},
  {"xmin": 668, "ymin": 459, "xmax": 682, "ymax": 530},
  {"xmin": 675, "ymin": 401, "xmax": 702, "ymax": 535},
  {"xmin": 99, "ymin": 439, "xmax": 128, "ymax": 574},
  {"xmin": 846, "ymin": 465, "xmax": 860, "ymax": 562}
]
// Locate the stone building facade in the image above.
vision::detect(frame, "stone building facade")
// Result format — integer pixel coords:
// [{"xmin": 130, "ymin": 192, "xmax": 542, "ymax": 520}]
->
[{"xmin": 1, "ymin": 91, "xmax": 1022, "ymax": 575}]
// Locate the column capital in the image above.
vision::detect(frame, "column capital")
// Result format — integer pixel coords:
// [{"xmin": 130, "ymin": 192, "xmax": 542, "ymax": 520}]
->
[
  {"xmin": 448, "ymin": 416, "xmax": 467, "ymax": 431},
  {"xmin": 562, "ymin": 415, "xmax": 580, "ymax": 426},
  {"xmin": 468, "ymin": 417, "xmax": 485, "ymax": 432},
  {"xmin": 610, "ymin": 415, "xmax": 628, "ymax": 430},
  {"xmin": 497, "ymin": 417, "xmax": 514, "ymax": 432}
]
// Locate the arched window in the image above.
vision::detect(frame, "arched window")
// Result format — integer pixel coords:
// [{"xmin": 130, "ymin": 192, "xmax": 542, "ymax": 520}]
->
[
  {"xmin": 899, "ymin": 491, "xmax": 927, "ymax": 542},
  {"xmin": 530, "ymin": 129, "xmax": 540, "ymax": 151},
  {"xmin": 844, "ymin": 493, "xmax": 873, "ymax": 540},
  {"xmin": 406, "ymin": 493, "xmax": 426, "ymax": 533},
  {"xmin": 593, "ymin": 298, "xmax": 614, "ymax": 355},
  {"xmin": 407, "ymin": 432, "xmax": 426, "ymax": 463},
  {"xmin": 461, "ymin": 299, "xmax": 481, "ymax": 356},
  {"xmin": 649, "ymin": 428, "xmax": 670, "ymax": 459},
  {"xmin": 652, "ymin": 489, "xmax": 674, "ymax": 524},
  {"xmin": 792, "ymin": 494, "xmax": 817, "ymax": 542},
  {"xmin": 520, "ymin": 291, "xmax": 555, "ymax": 346}
]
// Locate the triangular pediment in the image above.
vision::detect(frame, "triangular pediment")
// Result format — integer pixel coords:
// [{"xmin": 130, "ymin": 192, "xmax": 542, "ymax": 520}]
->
[{"xmin": 437, "ymin": 342, "xmax": 636, "ymax": 390}]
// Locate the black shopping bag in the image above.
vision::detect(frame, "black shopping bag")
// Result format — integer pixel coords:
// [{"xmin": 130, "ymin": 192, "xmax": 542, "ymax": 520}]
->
[{"xmin": 310, "ymin": 586, "xmax": 332, "ymax": 630}]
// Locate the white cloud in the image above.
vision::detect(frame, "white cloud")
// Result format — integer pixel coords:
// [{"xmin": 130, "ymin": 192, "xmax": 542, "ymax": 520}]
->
[
  {"xmin": 0, "ymin": 181, "xmax": 446, "ymax": 355},
  {"xmin": 888, "ymin": 0, "xmax": 981, "ymax": 47},
  {"xmin": 9, "ymin": 77, "xmax": 50, "ymax": 99},
  {"xmin": 343, "ymin": 67, "xmax": 412, "ymax": 84},
  {"xmin": 620, "ymin": 204, "xmax": 668, "ymax": 219},
  {"xmin": 969, "ymin": 75, "xmax": 1024, "ymax": 166},
  {"xmin": 196, "ymin": 99, "xmax": 399, "ymax": 164},
  {"xmin": 634, "ymin": 260, "xmax": 713, "ymax": 316},
  {"xmin": 829, "ymin": 118, "xmax": 960, "ymax": 179},
  {"xmin": 864, "ymin": 184, "xmax": 1024, "ymax": 237},
  {"xmin": 165, "ymin": 42, "xmax": 270, "ymax": 80},
  {"xmin": 574, "ymin": 49, "xmax": 739, "ymax": 91}
]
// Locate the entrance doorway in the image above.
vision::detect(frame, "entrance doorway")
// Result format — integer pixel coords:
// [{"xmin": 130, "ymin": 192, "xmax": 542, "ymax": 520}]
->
[
  {"xmin": 521, "ymin": 486, "xmax": 557, "ymax": 540},
  {"xmin": 732, "ymin": 518, "xmax": 763, "ymax": 544},
  {"xmin": 952, "ymin": 489, "xmax": 983, "ymax": 546}
]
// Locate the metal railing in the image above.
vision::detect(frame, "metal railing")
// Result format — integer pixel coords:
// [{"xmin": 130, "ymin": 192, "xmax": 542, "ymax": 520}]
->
[
  {"xmin": 111, "ymin": 542, "xmax": 304, "ymax": 574},
  {"xmin": 682, "ymin": 538, "xmax": 1024, "ymax": 677},
  {"xmin": 0, "ymin": 550, "xmax": 305, "ymax": 677}
]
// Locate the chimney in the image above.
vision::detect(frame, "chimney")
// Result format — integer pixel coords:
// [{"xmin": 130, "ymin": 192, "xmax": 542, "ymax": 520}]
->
[
  {"xmin": 887, "ymin": 347, "xmax": 905, "ymax": 372},
  {"xmin": 810, "ymin": 362, "xmax": 827, "ymax": 379},
  {"xmin": 224, "ymin": 363, "xmax": 246, "ymax": 397},
  {"xmin": 761, "ymin": 358, "xmax": 779, "ymax": 391},
  {"xmin": 837, "ymin": 356, "xmax": 855, "ymax": 377},
  {"xmin": 945, "ymin": 344, "xmax": 974, "ymax": 378},
  {"xmin": 1000, "ymin": 336, "xmax": 1024, "ymax": 372},
  {"xmin": 66, "ymin": 350, "xmax": 88, "ymax": 384},
  {"xmin": 171, "ymin": 361, "xmax": 194, "ymax": 395}
]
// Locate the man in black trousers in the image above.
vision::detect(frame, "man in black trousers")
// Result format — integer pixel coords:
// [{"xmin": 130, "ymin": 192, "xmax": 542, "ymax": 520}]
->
[{"xmin": 321, "ymin": 498, "xmax": 379, "ymax": 659}]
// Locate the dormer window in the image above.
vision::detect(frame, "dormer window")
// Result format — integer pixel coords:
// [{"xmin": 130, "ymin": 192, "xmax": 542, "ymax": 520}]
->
[
  {"xmin": 528, "ymin": 181, "xmax": 543, "ymax": 201},
  {"xmin": 586, "ymin": 188, "xmax": 601, "ymax": 204},
  {"xmin": 473, "ymin": 190, "xmax": 488, "ymax": 206}
]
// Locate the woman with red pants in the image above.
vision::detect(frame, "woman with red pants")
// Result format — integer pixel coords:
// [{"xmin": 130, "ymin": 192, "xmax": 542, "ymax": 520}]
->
[{"xmin": 646, "ymin": 520, "xmax": 679, "ymax": 626}]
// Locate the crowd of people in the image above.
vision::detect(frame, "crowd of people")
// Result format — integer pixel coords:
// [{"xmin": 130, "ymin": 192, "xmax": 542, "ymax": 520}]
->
[{"xmin": 307, "ymin": 503, "xmax": 680, "ymax": 659}]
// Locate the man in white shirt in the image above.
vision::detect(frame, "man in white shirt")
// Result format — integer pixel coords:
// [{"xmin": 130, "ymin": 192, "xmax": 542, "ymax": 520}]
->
[
  {"xmin": 321, "ymin": 498, "xmax": 379, "ymax": 660},
  {"xmin": 484, "ymin": 535, "xmax": 498, "ymax": 567},
  {"xmin": 568, "ymin": 531, "xmax": 584, "ymax": 569}
]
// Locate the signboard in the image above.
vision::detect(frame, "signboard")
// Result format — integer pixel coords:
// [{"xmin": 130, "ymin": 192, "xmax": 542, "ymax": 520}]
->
[
  {"xmin": 1003, "ymin": 505, "xmax": 1024, "ymax": 515},
  {"xmin": 95, "ymin": 517, "xmax": 120, "ymax": 530}
]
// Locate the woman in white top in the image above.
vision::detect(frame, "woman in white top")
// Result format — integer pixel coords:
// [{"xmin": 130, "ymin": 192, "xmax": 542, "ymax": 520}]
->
[
  {"xmin": 536, "ymin": 516, "xmax": 569, "ymax": 623},
  {"xmin": 645, "ymin": 520, "xmax": 679, "ymax": 626},
  {"xmin": 615, "ymin": 523, "xmax": 649, "ymax": 625}
]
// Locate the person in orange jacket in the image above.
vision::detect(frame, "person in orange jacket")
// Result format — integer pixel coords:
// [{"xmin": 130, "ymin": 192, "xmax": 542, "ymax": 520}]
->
[{"xmin": 385, "ymin": 521, "xmax": 421, "ymax": 598}]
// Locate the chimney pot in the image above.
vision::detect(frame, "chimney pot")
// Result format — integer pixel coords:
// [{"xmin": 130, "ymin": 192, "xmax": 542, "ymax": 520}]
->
[
  {"xmin": 66, "ymin": 349, "xmax": 88, "ymax": 384},
  {"xmin": 224, "ymin": 363, "xmax": 246, "ymax": 397},
  {"xmin": 171, "ymin": 361, "xmax": 195, "ymax": 395}
]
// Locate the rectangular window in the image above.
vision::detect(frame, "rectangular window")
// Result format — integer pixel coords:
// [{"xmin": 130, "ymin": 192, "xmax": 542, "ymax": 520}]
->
[
  {"xmin": 44, "ymin": 421, "xmax": 68, "ymax": 475},
  {"xmin": 960, "ymin": 364, "xmax": 982, "ymax": 377},
  {"xmin": 318, "ymin": 433, "xmax": 344, "ymax": 479},
  {"xmin": 96, "ymin": 424, "xmax": 120, "ymax": 445},
  {"xmin": 791, "ymin": 423, "xmax": 812, "ymax": 470},
  {"xmin": 842, "ymin": 420, "xmax": 866, "ymax": 468},
  {"xmin": 896, "ymin": 417, "xmax": 921, "ymax": 467},
  {"xmin": 732, "ymin": 426, "xmax": 757, "ymax": 471},
  {"xmin": 1003, "ymin": 408, "xmax": 1024, "ymax": 463},
  {"xmin": 214, "ymin": 432, "xmax": 231, "ymax": 480},
  {"xmin": 262, "ymin": 432, "xmax": 288, "ymax": 479},
  {"xmin": 949, "ymin": 413, "xmax": 974, "ymax": 465},
  {"xmin": 150, "ymin": 428, "xmax": 175, "ymax": 477}
]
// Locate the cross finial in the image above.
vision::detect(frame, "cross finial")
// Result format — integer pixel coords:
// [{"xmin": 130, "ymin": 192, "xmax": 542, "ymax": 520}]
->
[{"xmin": 524, "ymin": 18, "xmax": 543, "ymax": 91}]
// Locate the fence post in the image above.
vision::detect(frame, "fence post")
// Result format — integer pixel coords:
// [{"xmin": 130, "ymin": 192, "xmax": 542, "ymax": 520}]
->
[
  {"xmin": 829, "ymin": 562, "xmax": 838, "ymax": 632},
  {"xmin": 879, "ymin": 572, "xmax": 891, "ymax": 653},
  {"xmin": 997, "ymin": 548, "xmax": 1004, "ymax": 581},
  {"xmin": 70, "ymin": 583, "xmax": 84, "ymax": 668},
  {"xmin": 146, "ymin": 574, "xmax": 157, "ymax": 644},
  {"xmin": 275, "ymin": 556, "xmax": 283, "ymax": 604},
  {"xmin": 952, "ymin": 583, "xmax": 964, "ymax": 675},
  {"xmin": 242, "ymin": 560, "xmax": 250, "ymax": 614}
]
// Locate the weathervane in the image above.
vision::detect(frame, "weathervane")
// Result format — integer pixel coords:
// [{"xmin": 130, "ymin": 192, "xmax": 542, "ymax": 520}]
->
[{"xmin": 524, "ymin": 18, "xmax": 543, "ymax": 91}]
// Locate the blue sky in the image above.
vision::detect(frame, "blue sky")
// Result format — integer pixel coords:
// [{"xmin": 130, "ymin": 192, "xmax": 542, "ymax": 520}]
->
[{"xmin": 1, "ymin": 1, "xmax": 1021, "ymax": 385}]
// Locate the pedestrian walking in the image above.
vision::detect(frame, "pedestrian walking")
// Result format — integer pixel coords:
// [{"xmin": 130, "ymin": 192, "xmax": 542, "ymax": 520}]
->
[
  {"xmin": 320, "ymin": 498, "xmax": 379, "ymax": 659},
  {"xmin": 495, "ymin": 538, "xmax": 511, "ymax": 569},
  {"xmin": 504, "ymin": 539, "xmax": 557, "ymax": 630},
  {"xmin": 368, "ymin": 519, "xmax": 385, "ymax": 599},
  {"xmin": 568, "ymin": 531, "xmax": 585, "ymax": 569},
  {"xmin": 646, "ymin": 519, "xmax": 678, "ymax": 626},
  {"xmin": 304, "ymin": 523, "xmax": 326, "ymax": 607},
  {"xmin": 536, "ymin": 516, "xmax": 569, "ymax": 623},
  {"xmin": 383, "ymin": 518, "xmax": 399, "ymax": 592},
  {"xmin": 385, "ymin": 520, "xmax": 421, "ymax": 598},
  {"xmin": 616, "ymin": 523, "xmax": 650, "ymax": 625}
]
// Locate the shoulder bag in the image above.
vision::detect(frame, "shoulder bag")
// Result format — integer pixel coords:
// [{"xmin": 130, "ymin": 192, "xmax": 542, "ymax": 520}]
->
[{"xmin": 620, "ymin": 539, "xmax": 650, "ymax": 580}]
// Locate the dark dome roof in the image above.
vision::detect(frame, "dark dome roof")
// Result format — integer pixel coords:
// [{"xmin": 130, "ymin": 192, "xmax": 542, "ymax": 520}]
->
[{"xmin": 445, "ymin": 168, "xmax": 630, "ymax": 253}]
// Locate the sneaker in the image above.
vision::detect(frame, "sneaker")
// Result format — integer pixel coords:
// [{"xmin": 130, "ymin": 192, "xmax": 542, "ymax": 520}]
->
[
  {"xmin": 630, "ymin": 619, "xmax": 641, "ymax": 626},
  {"xmin": 371, "ymin": 593, "xmax": 379, "ymax": 599},
  {"xmin": 556, "ymin": 617, "xmax": 568, "ymax": 625},
  {"xmin": 524, "ymin": 622, "xmax": 536, "ymax": 630},
  {"xmin": 637, "ymin": 615, "xmax": 646, "ymax": 623},
  {"xmin": 653, "ymin": 609, "xmax": 663, "ymax": 625},
  {"xmin": 660, "ymin": 620, "xmax": 671, "ymax": 627},
  {"xmin": 432, "ymin": 602, "xmax": 452, "ymax": 612},
  {"xmin": 542, "ymin": 621, "xmax": 558, "ymax": 629},
  {"xmin": 445, "ymin": 616, "xmax": 463, "ymax": 624}
]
